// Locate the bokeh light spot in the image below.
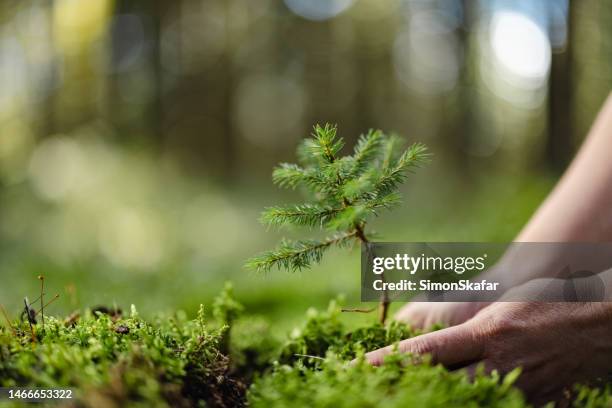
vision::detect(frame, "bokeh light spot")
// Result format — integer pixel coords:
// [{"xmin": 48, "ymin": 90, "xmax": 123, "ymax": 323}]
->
[
  {"xmin": 284, "ymin": 0, "xmax": 354, "ymax": 21},
  {"xmin": 28, "ymin": 137, "xmax": 88, "ymax": 202},
  {"xmin": 98, "ymin": 207, "xmax": 164, "ymax": 270},
  {"xmin": 490, "ymin": 11, "xmax": 551, "ymax": 82}
]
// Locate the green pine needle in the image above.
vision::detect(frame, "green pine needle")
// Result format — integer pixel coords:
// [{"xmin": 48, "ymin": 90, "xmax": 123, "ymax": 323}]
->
[
  {"xmin": 326, "ymin": 206, "xmax": 368, "ymax": 231},
  {"xmin": 310, "ymin": 124, "xmax": 344, "ymax": 164},
  {"xmin": 272, "ymin": 163, "xmax": 326, "ymax": 191},
  {"xmin": 245, "ymin": 232, "xmax": 357, "ymax": 273},
  {"xmin": 261, "ymin": 204, "xmax": 342, "ymax": 228},
  {"xmin": 373, "ymin": 142, "xmax": 430, "ymax": 197},
  {"xmin": 349, "ymin": 129, "xmax": 383, "ymax": 177},
  {"xmin": 381, "ymin": 134, "xmax": 403, "ymax": 169},
  {"xmin": 341, "ymin": 168, "xmax": 379, "ymax": 200},
  {"xmin": 364, "ymin": 191, "xmax": 403, "ymax": 213}
]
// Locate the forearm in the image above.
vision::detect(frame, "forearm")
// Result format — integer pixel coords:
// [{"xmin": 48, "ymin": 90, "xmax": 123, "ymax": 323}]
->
[
  {"xmin": 518, "ymin": 92, "xmax": 612, "ymax": 242},
  {"xmin": 486, "ymin": 94, "xmax": 612, "ymax": 288}
]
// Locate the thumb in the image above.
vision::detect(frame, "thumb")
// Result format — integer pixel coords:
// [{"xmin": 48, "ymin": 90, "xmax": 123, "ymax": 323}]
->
[{"xmin": 364, "ymin": 321, "xmax": 484, "ymax": 367}]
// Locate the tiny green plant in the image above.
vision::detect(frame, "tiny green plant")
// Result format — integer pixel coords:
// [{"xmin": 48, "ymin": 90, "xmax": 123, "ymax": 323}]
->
[{"xmin": 246, "ymin": 124, "xmax": 429, "ymax": 323}]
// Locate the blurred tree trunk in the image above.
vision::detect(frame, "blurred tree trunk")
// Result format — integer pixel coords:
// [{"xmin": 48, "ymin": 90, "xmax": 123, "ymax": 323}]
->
[
  {"xmin": 105, "ymin": 0, "xmax": 167, "ymax": 146},
  {"xmin": 546, "ymin": 1, "xmax": 574, "ymax": 173},
  {"xmin": 106, "ymin": 0, "xmax": 130, "ymax": 143},
  {"xmin": 42, "ymin": 1, "xmax": 56, "ymax": 139},
  {"xmin": 220, "ymin": 0, "xmax": 236, "ymax": 181},
  {"xmin": 150, "ymin": 0, "xmax": 165, "ymax": 145},
  {"xmin": 446, "ymin": 0, "xmax": 474, "ymax": 173}
]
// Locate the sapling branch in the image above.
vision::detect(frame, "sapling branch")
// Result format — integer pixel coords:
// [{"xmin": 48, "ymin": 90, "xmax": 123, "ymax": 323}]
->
[
  {"xmin": 246, "ymin": 231, "xmax": 358, "ymax": 273},
  {"xmin": 349, "ymin": 219, "xmax": 391, "ymax": 322},
  {"xmin": 246, "ymin": 123, "xmax": 429, "ymax": 325},
  {"xmin": 340, "ymin": 306, "xmax": 376, "ymax": 313}
]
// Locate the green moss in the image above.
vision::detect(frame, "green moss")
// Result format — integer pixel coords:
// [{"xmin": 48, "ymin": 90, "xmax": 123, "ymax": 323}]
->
[
  {"xmin": 251, "ymin": 301, "xmax": 612, "ymax": 408},
  {"xmin": 249, "ymin": 355, "xmax": 527, "ymax": 408},
  {"xmin": 0, "ymin": 303, "xmax": 245, "ymax": 407},
  {"xmin": 230, "ymin": 316, "xmax": 280, "ymax": 381},
  {"xmin": 2, "ymin": 295, "xmax": 612, "ymax": 407},
  {"xmin": 571, "ymin": 384, "xmax": 612, "ymax": 408},
  {"xmin": 251, "ymin": 302, "xmax": 528, "ymax": 408},
  {"xmin": 279, "ymin": 299, "xmax": 423, "ymax": 365}
]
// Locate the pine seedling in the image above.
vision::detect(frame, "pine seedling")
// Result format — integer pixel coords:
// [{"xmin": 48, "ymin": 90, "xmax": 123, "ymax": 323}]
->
[{"xmin": 246, "ymin": 124, "xmax": 429, "ymax": 324}]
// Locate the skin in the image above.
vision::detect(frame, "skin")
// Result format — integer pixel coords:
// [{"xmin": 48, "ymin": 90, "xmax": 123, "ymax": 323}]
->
[
  {"xmin": 368, "ymin": 301, "xmax": 612, "ymax": 404},
  {"xmin": 367, "ymin": 93, "xmax": 612, "ymax": 403}
]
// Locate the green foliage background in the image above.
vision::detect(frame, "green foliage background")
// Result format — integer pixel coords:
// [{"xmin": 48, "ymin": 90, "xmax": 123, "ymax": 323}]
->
[{"xmin": 1, "ymin": 1, "xmax": 611, "ymax": 405}]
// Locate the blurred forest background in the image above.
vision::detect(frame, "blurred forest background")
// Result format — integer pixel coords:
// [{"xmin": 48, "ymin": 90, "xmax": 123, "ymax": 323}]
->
[{"xmin": 0, "ymin": 0, "xmax": 611, "ymax": 326}]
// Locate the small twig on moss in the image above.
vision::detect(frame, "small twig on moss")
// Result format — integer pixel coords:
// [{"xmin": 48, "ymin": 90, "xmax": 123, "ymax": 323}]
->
[
  {"xmin": 294, "ymin": 353, "xmax": 326, "ymax": 361},
  {"xmin": 35, "ymin": 294, "xmax": 60, "ymax": 316},
  {"xmin": 23, "ymin": 297, "xmax": 36, "ymax": 343},
  {"xmin": 0, "ymin": 304, "xmax": 16, "ymax": 336},
  {"xmin": 341, "ymin": 307, "xmax": 376, "ymax": 314}
]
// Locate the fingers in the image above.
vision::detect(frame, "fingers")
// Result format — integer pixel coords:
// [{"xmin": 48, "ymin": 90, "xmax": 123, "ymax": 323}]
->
[
  {"xmin": 365, "ymin": 321, "xmax": 484, "ymax": 367},
  {"xmin": 462, "ymin": 361, "xmax": 493, "ymax": 380},
  {"xmin": 394, "ymin": 302, "xmax": 428, "ymax": 328},
  {"xmin": 394, "ymin": 302, "xmax": 488, "ymax": 329}
]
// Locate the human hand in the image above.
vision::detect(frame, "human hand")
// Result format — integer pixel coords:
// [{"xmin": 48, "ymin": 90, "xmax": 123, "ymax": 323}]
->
[
  {"xmin": 368, "ymin": 300, "xmax": 612, "ymax": 404},
  {"xmin": 394, "ymin": 301, "xmax": 489, "ymax": 329}
]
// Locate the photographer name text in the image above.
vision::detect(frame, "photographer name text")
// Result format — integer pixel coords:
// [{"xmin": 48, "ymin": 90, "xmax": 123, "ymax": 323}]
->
[{"xmin": 371, "ymin": 253, "xmax": 499, "ymax": 292}]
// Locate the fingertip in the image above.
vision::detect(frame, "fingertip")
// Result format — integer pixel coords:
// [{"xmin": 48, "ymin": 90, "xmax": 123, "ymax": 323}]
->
[
  {"xmin": 396, "ymin": 322, "xmax": 483, "ymax": 367},
  {"xmin": 364, "ymin": 347, "xmax": 389, "ymax": 366},
  {"xmin": 394, "ymin": 309, "xmax": 426, "ymax": 328}
]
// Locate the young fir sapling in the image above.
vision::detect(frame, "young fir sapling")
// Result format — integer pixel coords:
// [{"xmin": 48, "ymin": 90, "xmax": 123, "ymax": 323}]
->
[{"xmin": 246, "ymin": 124, "xmax": 429, "ymax": 324}]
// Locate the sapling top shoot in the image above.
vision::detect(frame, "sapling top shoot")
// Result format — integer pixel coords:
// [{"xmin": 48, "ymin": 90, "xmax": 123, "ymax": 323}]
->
[{"xmin": 246, "ymin": 124, "xmax": 429, "ymax": 324}]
